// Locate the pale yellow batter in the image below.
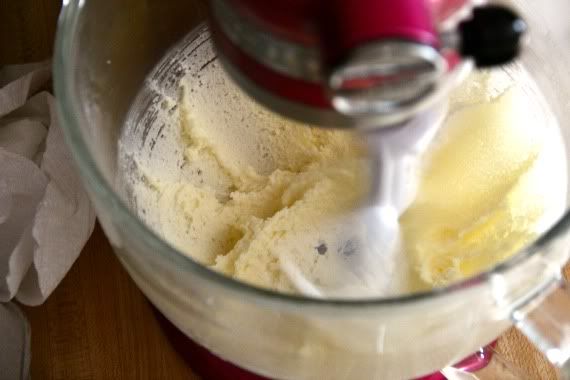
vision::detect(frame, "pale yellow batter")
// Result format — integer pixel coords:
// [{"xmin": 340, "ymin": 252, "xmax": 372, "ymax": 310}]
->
[
  {"xmin": 149, "ymin": 82, "xmax": 369, "ymax": 293},
  {"xmin": 401, "ymin": 71, "xmax": 566, "ymax": 288},
  {"xmin": 135, "ymin": 69, "xmax": 566, "ymax": 296}
]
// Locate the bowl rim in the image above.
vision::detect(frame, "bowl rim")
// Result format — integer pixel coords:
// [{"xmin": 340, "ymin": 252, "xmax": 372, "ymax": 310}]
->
[{"xmin": 53, "ymin": 0, "xmax": 570, "ymax": 310}]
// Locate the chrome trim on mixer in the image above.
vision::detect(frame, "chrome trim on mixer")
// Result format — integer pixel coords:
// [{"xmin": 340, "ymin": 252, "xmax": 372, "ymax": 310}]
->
[
  {"xmin": 218, "ymin": 47, "xmax": 473, "ymax": 130},
  {"xmin": 329, "ymin": 41, "xmax": 447, "ymax": 117},
  {"xmin": 211, "ymin": 0, "xmax": 323, "ymax": 83}
]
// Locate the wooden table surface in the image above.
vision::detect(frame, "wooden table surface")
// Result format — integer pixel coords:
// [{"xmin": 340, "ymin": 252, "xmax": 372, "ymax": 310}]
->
[
  {"xmin": 1, "ymin": 0, "xmax": 562, "ymax": 379},
  {"xmin": 23, "ymin": 226, "xmax": 198, "ymax": 380}
]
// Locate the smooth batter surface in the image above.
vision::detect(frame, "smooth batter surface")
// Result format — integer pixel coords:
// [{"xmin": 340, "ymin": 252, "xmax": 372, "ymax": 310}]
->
[
  {"xmin": 129, "ymin": 68, "xmax": 566, "ymax": 297},
  {"xmin": 402, "ymin": 71, "xmax": 567, "ymax": 289}
]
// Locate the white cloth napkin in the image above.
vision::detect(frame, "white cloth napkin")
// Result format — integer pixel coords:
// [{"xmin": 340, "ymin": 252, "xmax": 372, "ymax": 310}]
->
[
  {"xmin": 0, "ymin": 61, "xmax": 96, "ymax": 305},
  {"xmin": 0, "ymin": 62, "xmax": 95, "ymax": 380}
]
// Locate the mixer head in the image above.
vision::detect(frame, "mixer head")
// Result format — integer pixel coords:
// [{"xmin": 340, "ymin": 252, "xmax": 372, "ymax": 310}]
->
[{"xmin": 209, "ymin": 0, "xmax": 526, "ymax": 130}]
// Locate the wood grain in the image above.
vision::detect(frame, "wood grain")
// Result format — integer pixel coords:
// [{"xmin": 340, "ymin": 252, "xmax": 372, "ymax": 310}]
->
[
  {"xmin": 0, "ymin": 0, "xmax": 61, "ymax": 64},
  {"xmin": 4, "ymin": 0, "xmax": 562, "ymax": 379},
  {"xmin": 23, "ymin": 226, "xmax": 198, "ymax": 380}
]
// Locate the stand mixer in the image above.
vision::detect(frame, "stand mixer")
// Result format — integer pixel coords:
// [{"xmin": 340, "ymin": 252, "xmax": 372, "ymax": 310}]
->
[
  {"xmin": 54, "ymin": 0, "xmax": 570, "ymax": 379},
  {"xmin": 193, "ymin": 2, "xmax": 527, "ymax": 377}
]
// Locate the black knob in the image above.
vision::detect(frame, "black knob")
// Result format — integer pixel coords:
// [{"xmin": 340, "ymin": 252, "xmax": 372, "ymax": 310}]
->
[{"xmin": 459, "ymin": 5, "xmax": 527, "ymax": 68}]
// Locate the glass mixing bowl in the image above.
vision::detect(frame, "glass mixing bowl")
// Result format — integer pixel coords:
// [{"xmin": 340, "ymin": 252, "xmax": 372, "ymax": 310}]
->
[{"xmin": 55, "ymin": 0, "xmax": 570, "ymax": 378}]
